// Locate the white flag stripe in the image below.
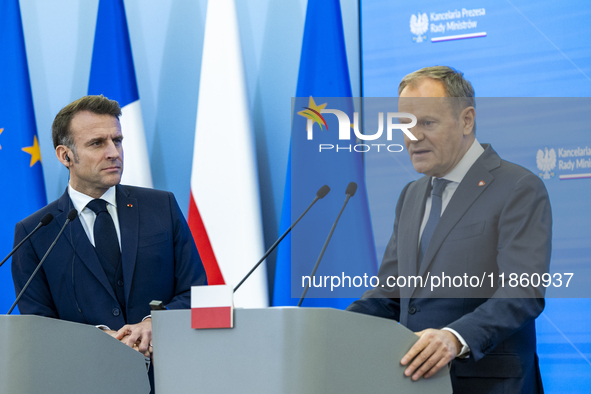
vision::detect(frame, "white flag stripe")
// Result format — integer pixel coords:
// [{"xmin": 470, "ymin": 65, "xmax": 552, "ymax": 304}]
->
[
  {"xmin": 191, "ymin": 0, "xmax": 268, "ymax": 308},
  {"xmin": 120, "ymin": 100, "xmax": 153, "ymax": 188},
  {"xmin": 191, "ymin": 285, "xmax": 233, "ymax": 308}
]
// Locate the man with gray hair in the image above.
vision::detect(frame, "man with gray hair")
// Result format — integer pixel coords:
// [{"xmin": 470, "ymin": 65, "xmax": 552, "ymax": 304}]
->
[{"xmin": 348, "ymin": 66, "xmax": 550, "ymax": 393}]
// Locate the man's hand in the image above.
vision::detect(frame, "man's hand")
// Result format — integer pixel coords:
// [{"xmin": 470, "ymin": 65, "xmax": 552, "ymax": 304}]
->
[
  {"xmin": 400, "ymin": 328, "xmax": 461, "ymax": 380},
  {"xmin": 101, "ymin": 328, "xmax": 118, "ymax": 338},
  {"xmin": 114, "ymin": 318, "xmax": 153, "ymax": 358}
]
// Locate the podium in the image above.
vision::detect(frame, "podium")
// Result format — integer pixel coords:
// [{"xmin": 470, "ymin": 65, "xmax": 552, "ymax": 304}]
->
[
  {"xmin": 152, "ymin": 308, "xmax": 452, "ymax": 393},
  {"xmin": 0, "ymin": 315, "xmax": 150, "ymax": 394}
]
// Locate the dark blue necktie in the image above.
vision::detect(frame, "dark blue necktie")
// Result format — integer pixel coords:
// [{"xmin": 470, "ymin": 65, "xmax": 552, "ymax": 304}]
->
[
  {"xmin": 87, "ymin": 199, "xmax": 120, "ymax": 268},
  {"xmin": 419, "ymin": 178, "xmax": 450, "ymax": 265}
]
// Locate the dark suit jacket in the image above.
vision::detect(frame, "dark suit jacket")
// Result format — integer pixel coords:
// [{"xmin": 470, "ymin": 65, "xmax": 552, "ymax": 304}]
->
[
  {"xmin": 12, "ymin": 184, "xmax": 207, "ymax": 330},
  {"xmin": 348, "ymin": 144, "xmax": 551, "ymax": 394}
]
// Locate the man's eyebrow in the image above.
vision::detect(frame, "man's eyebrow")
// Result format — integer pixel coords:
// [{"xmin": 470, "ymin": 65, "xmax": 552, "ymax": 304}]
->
[
  {"xmin": 415, "ymin": 114, "xmax": 439, "ymax": 120},
  {"xmin": 85, "ymin": 136, "xmax": 106, "ymax": 145}
]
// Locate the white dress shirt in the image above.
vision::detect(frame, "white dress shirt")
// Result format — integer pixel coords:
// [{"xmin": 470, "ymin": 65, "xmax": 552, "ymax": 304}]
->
[
  {"xmin": 68, "ymin": 185, "xmax": 121, "ymax": 249},
  {"xmin": 418, "ymin": 138, "xmax": 485, "ymax": 239}
]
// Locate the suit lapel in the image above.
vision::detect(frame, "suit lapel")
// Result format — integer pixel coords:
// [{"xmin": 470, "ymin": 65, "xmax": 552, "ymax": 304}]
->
[
  {"xmin": 416, "ymin": 145, "xmax": 501, "ymax": 279},
  {"xmin": 57, "ymin": 190, "xmax": 118, "ymax": 301},
  {"xmin": 116, "ymin": 185, "xmax": 138, "ymax": 304},
  {"xmin": 398, "ymin": 177, "xmax": 430, "ymax": 281}
]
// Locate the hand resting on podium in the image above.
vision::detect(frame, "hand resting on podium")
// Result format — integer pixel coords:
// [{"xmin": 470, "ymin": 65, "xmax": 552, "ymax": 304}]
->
[
  {"xmin": 401, "ymin": 328, "xmax": 461, "ymax": 381},
  {"xmin": 101, "ymin": 318, "xmax": 153, "ymax": 358}
]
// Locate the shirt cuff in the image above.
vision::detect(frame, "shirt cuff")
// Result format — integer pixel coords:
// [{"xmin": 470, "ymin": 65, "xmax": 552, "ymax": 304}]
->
[
  {"xmin": 96, "ymin": 325, "xmax": 111, "ymax": 331},
  {"xmin": 142, "ymin": 315, "xmax": 151, "ymax": 322},
  {"xmin": 442, "ymin": 327, "xmax": 470, "ymax": 358}
]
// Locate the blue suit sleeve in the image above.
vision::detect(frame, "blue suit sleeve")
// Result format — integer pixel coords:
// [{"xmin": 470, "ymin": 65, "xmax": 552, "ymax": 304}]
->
[
  {"xmin": 11, "ymin": 221, "xmax": 59, "ymax": 318},
  {"xmin": 447, "ymin": 173, "xmax": 551, "ymax": 360}
]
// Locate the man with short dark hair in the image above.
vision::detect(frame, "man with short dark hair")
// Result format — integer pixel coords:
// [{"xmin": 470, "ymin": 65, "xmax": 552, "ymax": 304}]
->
[
  {"xmin": 348, "ymin": 66, "xmax": 550, "ymax": 394},
  {"xmin": 12, "ymin": 95, "xmax": 206, "ymax": 358}
]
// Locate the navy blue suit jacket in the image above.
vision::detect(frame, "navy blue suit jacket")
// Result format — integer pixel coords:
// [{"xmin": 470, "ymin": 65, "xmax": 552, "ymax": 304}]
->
[
  {"xmin": 348, "ymin": 145, "xmax": 551, "ymax": 394},
  {"xmin": 12, "ymin": 185, "xmax": 207, "ymax": 329}
]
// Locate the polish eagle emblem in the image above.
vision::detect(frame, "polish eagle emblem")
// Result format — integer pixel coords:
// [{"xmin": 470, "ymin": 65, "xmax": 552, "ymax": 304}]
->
[
  {"xmin": 410, "ymin": 13, "xmax": 429, "ymax": 43},
  {"xmin": 536, "ymin": 147, "xmax": 556, "ymax": 179}
]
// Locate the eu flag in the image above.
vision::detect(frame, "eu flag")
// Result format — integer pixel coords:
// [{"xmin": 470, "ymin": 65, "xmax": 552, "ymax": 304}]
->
[
  {"xmin": 273, "ymin": 0, "xmax": 378, "ymax": 308},
  {"xmin": 0, "ymin": 0, "xmax": 47, "ymax": 313}
]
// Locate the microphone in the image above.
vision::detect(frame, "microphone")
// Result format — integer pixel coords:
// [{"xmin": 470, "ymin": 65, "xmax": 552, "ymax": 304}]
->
[
  {"xmin": 345, "ymin": 182, "xmax": 357, "ymax": 197},
  {"xmin": 0, "ymin": 213, "xmax": 54, "ymax": 270},
  {"xmin": 298, "ymin": 182, "xmax": 357, "ymax": 307},
  {"xmin": 8, "ymin": 209, "xmax": 77, "ymax": 315},
  {"xmin": 233, "ymin": 185, "xmax": 331, "ymax": 293}
]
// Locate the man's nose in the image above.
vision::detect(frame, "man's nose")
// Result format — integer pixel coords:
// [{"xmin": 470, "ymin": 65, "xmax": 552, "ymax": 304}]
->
[
  {"xmin": 406, "ymin": 126, "xmax": 423, "ymax": 142},
  {"xmin": 105, "ymin": 140, "xmax": 121, "ymax": 159}
]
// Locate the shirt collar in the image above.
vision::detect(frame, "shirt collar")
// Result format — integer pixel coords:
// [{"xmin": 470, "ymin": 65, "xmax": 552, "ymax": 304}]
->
[
  {"xmin": 439, "ymin": 138, "xmax": 484, "ymax": 184},
  {"xmin": 68, "ymin": 184, "xmax": 118, "ymax": 214}
]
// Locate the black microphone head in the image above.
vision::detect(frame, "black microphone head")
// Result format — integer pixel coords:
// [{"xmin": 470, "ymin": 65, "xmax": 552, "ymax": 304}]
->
[
  {"xmin": 345, "ymin": 182, "xmax": 358, "ymax": 197},
  {"xmin": 67, "ymin": 209, "xmax": 78, "ymax": 221},
  {"xmin": 316, "ymin": 185, "xmax": 330, "ymax": 199},
  {"xmin": 40, "ymin": 213, "xmax": 54, "ymax": 226}
]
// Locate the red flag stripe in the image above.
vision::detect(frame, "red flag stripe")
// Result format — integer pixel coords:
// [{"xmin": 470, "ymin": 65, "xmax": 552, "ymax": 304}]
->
[
  {"xmin": 188, "ymin": 191, "xmax": 225, "ymax": 285},
  {"xmin": 191, "ymin": 306, "xmax": 232, "ymax": 329}
]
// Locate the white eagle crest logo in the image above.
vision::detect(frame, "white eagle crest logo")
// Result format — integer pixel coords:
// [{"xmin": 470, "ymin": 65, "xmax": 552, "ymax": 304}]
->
[
  {"xmin": 536, "ymin": 147, "xmax": 556, "ymax": 179},
  {"xmin": 410, "ymin": 13, "xmax": 429, "ymax": 42}
]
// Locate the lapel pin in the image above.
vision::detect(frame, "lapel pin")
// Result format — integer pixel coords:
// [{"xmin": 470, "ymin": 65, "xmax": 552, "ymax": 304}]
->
[
  {"xmin": 478, "ymin": 180, "xmax": 485, "ymax": 186},
  {"xmin": 127, "ymin": 204, "xmax": 133, "ymax": 208}
]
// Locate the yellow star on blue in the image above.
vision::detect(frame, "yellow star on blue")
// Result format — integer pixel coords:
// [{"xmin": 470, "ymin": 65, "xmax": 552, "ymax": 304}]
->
[{"xmin": 22, "ymin": 135, "xmax": 42, "ymax": 167}]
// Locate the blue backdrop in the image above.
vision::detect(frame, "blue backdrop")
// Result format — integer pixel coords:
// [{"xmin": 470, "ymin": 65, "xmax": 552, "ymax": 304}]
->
[{"xmin": 361, "ymin": 0, "xmax": 591, "ymax": 392}]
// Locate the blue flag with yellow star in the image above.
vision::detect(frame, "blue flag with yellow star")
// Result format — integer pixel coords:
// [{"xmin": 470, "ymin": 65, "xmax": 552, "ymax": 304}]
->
[
  {"xmin": 273, "ymin": 0, "xmax": 377, "ymax": 308},
  {"xmin": 0, "ymin": 0, "xmax": 47, "ymax": 313}
]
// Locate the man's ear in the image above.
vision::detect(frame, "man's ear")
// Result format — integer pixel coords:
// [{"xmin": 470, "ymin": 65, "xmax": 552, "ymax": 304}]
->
[
  {"xmin": 461, "ymin": 106, "xmax": 476, "ymax": 136},
  {"xmin": 56, "ymin": 145, "xmax": 71, "ymax": 167}
]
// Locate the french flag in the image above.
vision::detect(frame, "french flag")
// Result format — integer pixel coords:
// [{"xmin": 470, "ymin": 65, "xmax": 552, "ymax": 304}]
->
[
  {"xmin": 88, "ymin": 0, "xmax": 152, "ymax": 188},
  {"xmin": 188, "ymin": 0, "xmax": 268, "ymax": 308}
]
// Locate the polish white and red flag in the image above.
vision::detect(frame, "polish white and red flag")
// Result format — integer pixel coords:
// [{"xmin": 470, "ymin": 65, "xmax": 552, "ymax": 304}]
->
[
  {"xmin": 191, "ymin": 285, "xmax": 233, "ymax": 329},
  {"xmin": 188, "ymin": 0, "xmax": 268, "ymax": 308}
]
